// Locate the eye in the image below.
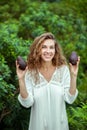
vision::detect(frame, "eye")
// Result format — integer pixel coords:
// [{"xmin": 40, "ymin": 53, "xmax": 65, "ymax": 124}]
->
[
  {"xmin": 50, "ymin": 46, "xmax": 55, "ymax": 49},
  {"xmin": 42, "ymin": 45, "xmax": 47, "ymax": 48}
]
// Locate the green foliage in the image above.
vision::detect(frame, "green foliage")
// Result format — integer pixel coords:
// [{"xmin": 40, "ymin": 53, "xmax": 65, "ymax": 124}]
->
[
  {"xmin": 68, "ymin": 102, "xmax": 87, "ymax": 130},
  {"xmin": 0, "ymin": 0, "xmax": 87, "ymax": 130},
  {"xmin": 2, "ymin": 101, "xmax": 30, "ymax": 130},
  {"xmin": 0, "ymin": 54, "xmax": 16, "ymax": 128},
  {"xmin": 0, "ymin": 20, "xmax": 30, "ymax": 130}
]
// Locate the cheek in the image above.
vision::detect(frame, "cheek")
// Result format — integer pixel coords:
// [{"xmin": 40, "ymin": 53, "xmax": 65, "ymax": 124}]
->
[
  {"xmin": 41, "ymin": 49, "xmax": 46, "ymax": 54},
  {"xmin": 40, "ymin": 50, "xmax": 45, "ymax": 58},
  {"xmin": 52, "ymin": 49, "xmax": 55, "ymax": 55}
]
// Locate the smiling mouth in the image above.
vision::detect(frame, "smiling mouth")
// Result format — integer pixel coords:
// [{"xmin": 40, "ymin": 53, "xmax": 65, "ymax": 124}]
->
[{"xmin": 44, "ymin": 56, "xmax": 52, "ymax": 58}]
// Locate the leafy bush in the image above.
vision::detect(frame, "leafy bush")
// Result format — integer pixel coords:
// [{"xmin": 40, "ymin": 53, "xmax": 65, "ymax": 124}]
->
[
  {"xmin": 0, "ymin": 0, "xmax": 87, "ymax": 130},
  {"xmin": 68, "ymin": 102, "xmax": 87, "ymax": 130}
]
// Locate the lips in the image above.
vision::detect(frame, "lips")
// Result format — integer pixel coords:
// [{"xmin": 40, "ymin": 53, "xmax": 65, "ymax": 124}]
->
[
  {"xmin": 44, "ymin": 54, "xmax": 52, "ymax": 58},
  {"xmin": 41, "ymin": 52, "xmax": 55, "ymax": 61}
]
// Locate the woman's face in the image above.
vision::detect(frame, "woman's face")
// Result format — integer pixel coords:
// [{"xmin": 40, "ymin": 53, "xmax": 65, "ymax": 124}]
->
[{"xmin": 41, "ymin": 39, "xmax": 55, "ymax": 62}]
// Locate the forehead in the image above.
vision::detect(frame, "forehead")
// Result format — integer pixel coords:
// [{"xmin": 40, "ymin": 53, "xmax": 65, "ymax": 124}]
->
[{"xmin": 42, "ymin": 39, "xmax": 55, "ymax": 46}]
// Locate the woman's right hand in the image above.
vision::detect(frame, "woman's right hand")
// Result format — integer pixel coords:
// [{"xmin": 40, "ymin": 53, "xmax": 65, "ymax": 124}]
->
[{"xmin": 16, "ymin": 60, "xmax": 28, "ymax": 80}]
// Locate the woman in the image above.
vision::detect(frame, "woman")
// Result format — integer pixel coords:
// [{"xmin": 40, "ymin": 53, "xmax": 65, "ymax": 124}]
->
[{"xmin": 16, "ymin": 32, "xmax": 80, "ymax": 130}]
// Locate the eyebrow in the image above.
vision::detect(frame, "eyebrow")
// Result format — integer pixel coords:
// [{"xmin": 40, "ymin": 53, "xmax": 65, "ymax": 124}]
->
[{"xmin": 42, "ymin": 44, "xmax": 55, "ymax": 47}]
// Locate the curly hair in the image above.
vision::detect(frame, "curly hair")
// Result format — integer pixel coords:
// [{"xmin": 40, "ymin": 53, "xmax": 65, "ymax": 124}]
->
[{"xmin": 27, "ymin": 32, "xmax": 67, "ymax": 82}]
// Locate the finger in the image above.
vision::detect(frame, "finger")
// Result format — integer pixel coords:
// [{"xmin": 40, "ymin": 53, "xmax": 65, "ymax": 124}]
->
[
  {"xmin": 78, "ymin": 56, "xmax": 80, "ymax": 62},
  {"xmin": 15, "ymin": 60, "xmax": 19, "ymax": 69},
  {"xmin": 69, "ymin": 63, "xmax": 73, "ymax": 69},
  {"xmin": 24, "ymin": 66, "xmax": 28, "ymax": 73},
  {"xmin": 15, "ymin": 60, "xmax": 18, "ymax": 66},
  {"xmin": 69, "ymin": 63, "xmax": 72, "ymax": 66},
  {"xmin": 77, "ymin": 56, "xmax": 80, "ymax": 66}
]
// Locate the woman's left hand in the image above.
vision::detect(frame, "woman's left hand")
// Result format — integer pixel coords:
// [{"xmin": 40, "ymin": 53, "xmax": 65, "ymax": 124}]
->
[{"xmin": 69, "ymin": 56, "xmax": 80, "ymax": 77}]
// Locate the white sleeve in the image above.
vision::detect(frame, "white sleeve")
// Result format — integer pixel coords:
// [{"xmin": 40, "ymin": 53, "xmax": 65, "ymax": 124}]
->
[
  {"xmin": 18, "ymin": 71, "xmax": 34, "ymax": 108},
  {"xmin": 61, "ymin": 66, "xmax": 78, "ymax": 104}
]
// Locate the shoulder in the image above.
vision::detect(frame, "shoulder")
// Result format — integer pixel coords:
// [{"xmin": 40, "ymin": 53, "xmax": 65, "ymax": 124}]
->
[
  {"xmin": 57, "ymin": 65, "xmax": 69, "ymax": 72},
  {"xmin": 25, "ymin": 70, "xmax": 36, "ymax": 84},
  {"xmin": 25, "ymin": 70, "xmax": 32, "ymax": 80},
  {"xmin": 56, "ymin": 65, "xmax": 70, "ymax": 78}
]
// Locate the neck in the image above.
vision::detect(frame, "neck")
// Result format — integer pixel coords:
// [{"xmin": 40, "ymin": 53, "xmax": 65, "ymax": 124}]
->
[{"xmin": 41, "ymin": 61, "xmax": 53, "ymax": 70}]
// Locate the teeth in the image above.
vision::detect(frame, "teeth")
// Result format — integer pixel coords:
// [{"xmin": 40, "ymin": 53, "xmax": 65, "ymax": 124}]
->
[{"xmin": 45, "ymin": 56, "xmax": 51, "ymax": 57}]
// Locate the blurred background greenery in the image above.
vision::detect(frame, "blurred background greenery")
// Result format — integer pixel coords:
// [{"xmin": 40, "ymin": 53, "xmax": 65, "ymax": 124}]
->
[{"xmin": 0, "ymin": 0, "xmax": 87, "ymax": 130}]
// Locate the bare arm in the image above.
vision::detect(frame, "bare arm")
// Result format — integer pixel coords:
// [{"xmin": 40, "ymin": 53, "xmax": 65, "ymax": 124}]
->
[
  {"xmin": 18, "ymin": 78, "xmax": 28, "ymax": 98},
  {"xmin": 16, "ymin": 61, "xmax": 28, "ymax": 98},
  {"xmin": 69, "ymin": 74, "xmax": 77, "ymax": 95},
  {"xmin": 69, "ymin": 56, "xmax": 80, "ymax": 95}
]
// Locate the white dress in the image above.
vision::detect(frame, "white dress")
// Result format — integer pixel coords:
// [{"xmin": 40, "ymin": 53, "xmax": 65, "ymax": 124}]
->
[{"xmin": 18, "ymin": 65, "xmax": 78, "ymax": 130}]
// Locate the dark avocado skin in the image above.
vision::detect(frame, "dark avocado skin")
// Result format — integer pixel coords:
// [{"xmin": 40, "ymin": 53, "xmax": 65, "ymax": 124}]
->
[
  {"xmin": 17, "ymin": 56, "xmax": 27, "ymax": 70},
  {"xmin": 69, "ymin": 51, "xmax": 78, "ymax": 65}
]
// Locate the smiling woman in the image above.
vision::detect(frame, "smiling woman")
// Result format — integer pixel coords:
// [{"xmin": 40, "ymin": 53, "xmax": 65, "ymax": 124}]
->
[
  {"xmin": 41, "ymin": 39, "xmax": 55, "ymax": 62},
  {"xmin": 16, "ymin": 32, "xmax": 80, "ymax": 130}
]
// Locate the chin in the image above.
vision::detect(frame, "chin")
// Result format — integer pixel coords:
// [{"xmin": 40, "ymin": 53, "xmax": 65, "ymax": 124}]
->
[{"xmin": 43, "ymin": 59, "xmax": 53, "ymax": 62}]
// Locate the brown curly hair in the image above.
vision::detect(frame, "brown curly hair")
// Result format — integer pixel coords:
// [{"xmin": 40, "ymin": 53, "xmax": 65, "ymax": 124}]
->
[{"xmin": 27, "ymin": 32, "xmax": 67, "ymax": 82}]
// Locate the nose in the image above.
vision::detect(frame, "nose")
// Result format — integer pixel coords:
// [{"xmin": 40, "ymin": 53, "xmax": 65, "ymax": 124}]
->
[{"xmin": 46, "ymin": 48, "xmax": 50, "ymax": 53}]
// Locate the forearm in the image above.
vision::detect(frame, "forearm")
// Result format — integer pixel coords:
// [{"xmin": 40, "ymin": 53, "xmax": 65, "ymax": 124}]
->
[
  {"xmin": 18, "ymin": 78, "xmax": 28, "ymax": 98},
  {"xmin": 69, "ymin": 74, "xmax": 77, "ymax": 95}
]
